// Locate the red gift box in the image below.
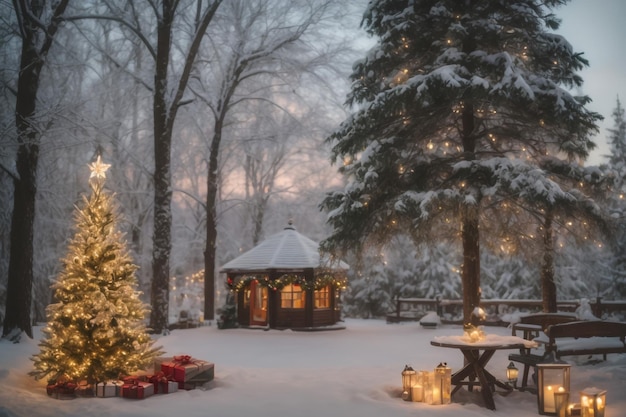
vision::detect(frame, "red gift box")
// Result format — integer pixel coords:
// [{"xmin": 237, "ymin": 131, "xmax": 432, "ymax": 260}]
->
[
  {"xmin": 74, "ymin": 380, "xmax": 95, "ymax": 397},
  {"xmin": 121, "ymin": 381, "xmax": 154, "ymax": 399},
  {"xmin": 148, "ymin": 372, "xmax": 178, "ymax": 394},
  {"xmin": 158, "ymin": 355, "xmax": 214, "ymax": 390},
  {"xmin": 46, "ymin": 380, "xmax": 77, "ymax": 400}
]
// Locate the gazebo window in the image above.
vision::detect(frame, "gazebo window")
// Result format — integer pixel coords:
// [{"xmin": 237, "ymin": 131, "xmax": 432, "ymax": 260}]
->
[
  {"xmin": 314, "ymin": 286, "xmax": 330, "ymax": 309},
  {"xmin": 281, "ymin": 284, "xmax": 305, "ymax": 309}
]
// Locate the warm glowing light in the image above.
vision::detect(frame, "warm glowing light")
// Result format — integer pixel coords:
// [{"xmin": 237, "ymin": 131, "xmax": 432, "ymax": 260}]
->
[{"xmin": 89, "ymin": 155, "xmax": 111, "ymax": 180}]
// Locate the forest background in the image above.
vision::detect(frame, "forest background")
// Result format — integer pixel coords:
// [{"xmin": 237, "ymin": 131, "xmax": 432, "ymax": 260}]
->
[{"xmin": 1, "ymin": 0, "xmax": 626, "ymax": 332}]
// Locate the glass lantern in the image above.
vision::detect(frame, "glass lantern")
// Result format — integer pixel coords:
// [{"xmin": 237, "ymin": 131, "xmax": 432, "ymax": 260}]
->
[
  {"xmin": 537, "ymin": 363, "xmax": 571, "ymax": 415},
  {"xmin": 506, "ymin": 361, "xmax": 519, "ymax": 388},
  {"xmin": 432, "ymin": 362, "xmax": 451, "ymax": 405},
  {"xmin": 401, "ymin": 365, "xmax": 418, "ymax": 401},
  {"xmin": 580, "ymin": 388, "xmax": 606, "ymax": 417}
]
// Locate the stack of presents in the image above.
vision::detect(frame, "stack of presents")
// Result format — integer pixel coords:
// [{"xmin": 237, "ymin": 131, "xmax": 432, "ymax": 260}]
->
[{"xmin": 46, "ymin": 355, "xmax": 214, "ymax": 400}]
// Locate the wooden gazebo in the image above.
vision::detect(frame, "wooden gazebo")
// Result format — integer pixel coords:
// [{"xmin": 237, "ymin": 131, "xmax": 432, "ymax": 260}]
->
[{"xmin": 220, "ymin": 222, "xmax": 349, "ymax": 330}]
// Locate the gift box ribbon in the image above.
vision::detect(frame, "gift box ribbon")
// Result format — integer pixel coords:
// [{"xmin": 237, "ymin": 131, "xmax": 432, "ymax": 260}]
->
[{"xmin": 173, "ymin": 355, "xmax": 192, "ymax": 364}]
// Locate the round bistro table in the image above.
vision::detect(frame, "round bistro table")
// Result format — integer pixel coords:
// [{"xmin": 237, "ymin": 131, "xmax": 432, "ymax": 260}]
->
[{"xmin": 430, "ymin": 338, "xmax": 529, "ymax": 410}]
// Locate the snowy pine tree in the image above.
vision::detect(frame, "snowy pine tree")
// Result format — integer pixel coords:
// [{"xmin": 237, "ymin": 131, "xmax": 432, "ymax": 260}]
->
[
  {"xmin": 410, "ymin": 243, "xmax": 461, "ymax": 299},
  {"xmin": 603, "ymin": 97, "xmax": 626, "ymax": 297},
  {"xmin": 321, "ymin": 0, "xmax": 602, "ymax": 323},
  {"xmin": 607, "ymin": 98, "xmax": 626, "ymax": 170},
  {"xmin": 30, "ymin": 157, "xmax": 161, "ymax": 385},
  {"xmin": 480, "ymin": 250, "xmax": 539, "ymax": 300},
  {"xmin": 342, "ymin": 251, "xmax": 392, "ymax": 318}
]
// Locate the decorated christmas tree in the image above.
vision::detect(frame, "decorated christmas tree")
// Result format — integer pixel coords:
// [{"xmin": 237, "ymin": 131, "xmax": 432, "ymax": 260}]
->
[{"xmin": 30, "ymin": 156, "xmax": 161, "ymax": 385}]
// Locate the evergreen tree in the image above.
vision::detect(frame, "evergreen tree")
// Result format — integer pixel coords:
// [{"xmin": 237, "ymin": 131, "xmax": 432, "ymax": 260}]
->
[
  {"xmin": 607, "ymin": 97, "xmax": 626, "ymax": 169},
  {"xmin": 321, "ymin": 0, "xmax": 601, "ymax": 324},
  {"xmin": 410, "ymin": 243, "xmax": 462, "ymax": 299},
  {"xmin": 30, "ymin": 157, "xmax": 161, "ymax": 384},
  {"xmin": 603, "ymin": 97, "xmax": 626, "ymax": 297},
  {"xmin": 342, "ymin": 251, "xmax": 392, "ymax": 318},
  {"xmin": 480, "ymin": 250, "xmax": 539, "ymax": 300}
]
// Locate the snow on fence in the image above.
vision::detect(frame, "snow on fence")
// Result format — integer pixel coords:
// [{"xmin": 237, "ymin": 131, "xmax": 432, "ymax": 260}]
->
[{"xmin": 386, "ymin": 297, "xmax": 626, "ymax": 325}]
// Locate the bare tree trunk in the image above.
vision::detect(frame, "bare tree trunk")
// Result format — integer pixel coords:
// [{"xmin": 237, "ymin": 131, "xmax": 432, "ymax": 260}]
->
[
  {"xmin": 149, "ymin": 0, "xmax": 221, "ymax": 333},
  {"xmin": 541, "ymin": 210, "xmax": 557, "ymax": 312},
  {"xmin": 148, "ymin": 0, "xmax": 176, "ymax": 335},
  {"xmin": 3, "ymin": 0, "xmax": 70, "ymax": 341},
  {"xmin": 203, "ymin": 117, "xmax": 222, "ymax": 322}
]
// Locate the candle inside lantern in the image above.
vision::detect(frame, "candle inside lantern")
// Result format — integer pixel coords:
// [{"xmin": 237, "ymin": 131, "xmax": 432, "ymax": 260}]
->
[
  {"xmin": 543, "ymin": 385, "xmax": 556, "ymax": 413},
  {"xmin": 432, "ymin": 386, "xmax": 441, "ymax": 405},
  {"xmin": 411, "ymin": 385, "xmax": 423, "ymax": 402},
  {"xmin": 569, "ymin": 403, "xmax": 582, "ymax": 417},
  {"xmin": 554, "ymin": 387, "xmax": 569, "ymax": 417}
]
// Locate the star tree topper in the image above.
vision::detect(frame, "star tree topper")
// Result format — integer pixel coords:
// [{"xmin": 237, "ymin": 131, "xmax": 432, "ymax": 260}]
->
[{"xmin": 89, "ymin": 155, "xmax": 111, "ymax": 180}]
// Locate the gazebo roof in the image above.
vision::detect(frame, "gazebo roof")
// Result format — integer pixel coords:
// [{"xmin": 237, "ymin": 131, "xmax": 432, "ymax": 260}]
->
[{"xmin": 220, "ymin": 222, "xmax": 349, "ymax": 273}]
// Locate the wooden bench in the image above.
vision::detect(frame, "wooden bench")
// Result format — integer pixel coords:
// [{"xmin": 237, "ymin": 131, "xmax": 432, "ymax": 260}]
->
[
  {"xmin": 510, "ymin": 313, "xmax": 579, "ymax": 341},
  {"xmin": 508, "ymin": 313, "xmax": 579, "ymax": 392},
  {"xmin": 509, "ymin": 319, "xmax": 626, "ymax": 393},
  {"xmin": 541, "ymin": 320, "xmax": 626, "ymax": 360}
]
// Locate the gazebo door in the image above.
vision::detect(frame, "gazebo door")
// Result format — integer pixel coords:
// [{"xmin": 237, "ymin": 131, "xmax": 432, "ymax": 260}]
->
[{"xmin": 250, "ymin": 280, "xmax": 268, "ymax": 326}]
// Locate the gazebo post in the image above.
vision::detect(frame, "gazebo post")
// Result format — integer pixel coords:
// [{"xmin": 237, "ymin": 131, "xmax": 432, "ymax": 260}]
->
[{"xmin": 305, "ymin": 268, "xmax": 315, "ymax": 328}]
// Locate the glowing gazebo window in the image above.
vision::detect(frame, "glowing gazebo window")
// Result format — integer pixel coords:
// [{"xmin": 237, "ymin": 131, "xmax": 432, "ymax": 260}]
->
[
  {"xmin": 314, "ymin": 286, "xmax": 330, "ymax": 309},
  {"xmin": 281, "ymin": 284, "xmax": 305, "ymax": 309}
]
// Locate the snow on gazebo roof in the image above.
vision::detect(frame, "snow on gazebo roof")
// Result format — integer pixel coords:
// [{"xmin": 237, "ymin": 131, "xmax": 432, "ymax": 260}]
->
[{"xmin": 220, "ymin": 222, "xmax": 349, "ymax": 273}]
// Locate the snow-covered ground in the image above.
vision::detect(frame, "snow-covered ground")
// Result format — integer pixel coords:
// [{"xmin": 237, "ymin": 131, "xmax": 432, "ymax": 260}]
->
[{"xmin": 1, "ymin": 319, "xmax": 625, "ymax": 417}]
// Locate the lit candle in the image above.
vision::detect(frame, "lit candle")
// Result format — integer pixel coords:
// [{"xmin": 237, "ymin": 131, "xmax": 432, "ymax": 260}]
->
[
  {"xmin": 411, "ymin": 384, "xmax": 423, "ymax": 402},
  {"xmin": 432, "ymin": 387, "xmax": 441, "ymax": 405},
  {"xmin": 581, "ymin": 395, "xmax": 593, "ymax": 417},
  {"xmin": 470, "ymin": 330, "xmax": 480, "ymax": 341},
  {"xmin": 544, "ymin": 385, "xmax": 556, "ymax": 413},
  {"xmin": 554, "ymin": 386, "xmax": 569, "ymax": 417},
  {"xmin": 569, "ymin": 403, "xmax": 582, "ymax": 417}
]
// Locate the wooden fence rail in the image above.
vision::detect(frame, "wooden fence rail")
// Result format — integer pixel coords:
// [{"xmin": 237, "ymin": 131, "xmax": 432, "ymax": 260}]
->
[{"xmin": 386, "ymin": 297, "xmax": 626, "ymax": 325}]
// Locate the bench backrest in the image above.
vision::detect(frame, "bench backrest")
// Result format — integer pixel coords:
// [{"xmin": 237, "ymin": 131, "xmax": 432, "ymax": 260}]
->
[
  {"xmin": 519, "ymin": 313, "xmax": 579, "ymax": 332},
  {"xmin": 546, "ymin": 320, "xmax": 626, "ymax": 341}
]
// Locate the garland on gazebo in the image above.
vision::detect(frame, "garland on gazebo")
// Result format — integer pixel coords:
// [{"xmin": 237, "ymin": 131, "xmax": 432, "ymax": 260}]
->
[{"xmin": 227, "ymin": 271, "xmax": 347, "ymax": 293}]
